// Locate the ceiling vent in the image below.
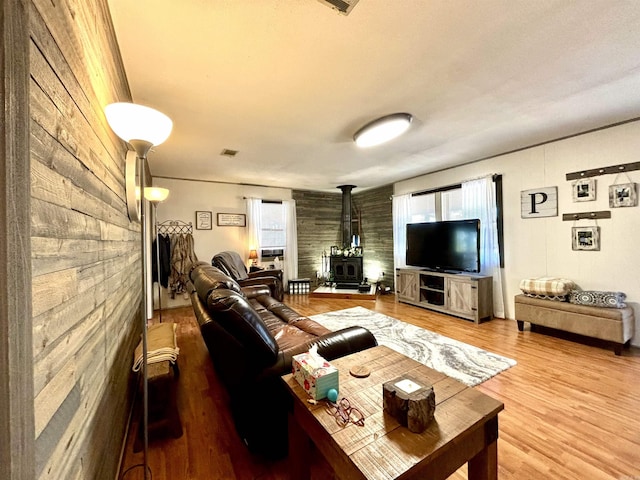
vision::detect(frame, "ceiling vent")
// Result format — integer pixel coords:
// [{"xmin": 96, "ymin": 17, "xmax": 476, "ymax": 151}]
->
[
  {"xmin": 220, "ymin": 149, "xmax": 238, "ymax": 157},
  {"xmin": 316, "ymin": 0, "xmax": 360, "ymax": 15}
]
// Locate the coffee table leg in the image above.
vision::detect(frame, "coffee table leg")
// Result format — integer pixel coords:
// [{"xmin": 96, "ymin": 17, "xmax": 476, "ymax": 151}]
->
[
  {"xmin": 288, "ymin": 411, "xmax": 311, "ymax": 480},
  {"xmin": 468, "ymin": 416, "xmax": 499, "ymax": 480}
]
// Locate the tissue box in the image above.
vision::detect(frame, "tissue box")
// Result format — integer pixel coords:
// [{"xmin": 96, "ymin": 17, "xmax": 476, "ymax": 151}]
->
[{"xmin": 292, "ymin": 352, "xmax": 339, "ymax": 400}]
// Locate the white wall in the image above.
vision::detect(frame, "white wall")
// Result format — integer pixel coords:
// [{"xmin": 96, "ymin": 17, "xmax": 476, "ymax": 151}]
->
[
  {"xmin": 150, "ymin": 178, "xmax": 292, "ymax": 308},
  {"xmin": 395, "ymin": 120, "xmax": 640, "ymax": 346}
]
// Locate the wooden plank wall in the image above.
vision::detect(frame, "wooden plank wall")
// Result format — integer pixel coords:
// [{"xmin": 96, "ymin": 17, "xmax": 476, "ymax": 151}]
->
[
  {"xmin": 352, "ymin": 184, "xmax": 395, "ymax": 289},
  {"xmin": 293, "ymin": 190, "xmax": 342, "ymax": 284},
  {"xmin": 293, "ymin": 185, "xmax": 395, "ymax": 289},
  {"xmin": 1, "ymin": 1, "xmax": 35, "ymax": 479},
  {"xmin": 29, "ymin": 1, "xmax": 139, "ymax": 479}
]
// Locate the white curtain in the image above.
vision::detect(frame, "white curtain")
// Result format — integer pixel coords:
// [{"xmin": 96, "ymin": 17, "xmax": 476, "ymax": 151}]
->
[
  {"xmin": 392, "ymin": 194, "xmax": 412, "ymax": 275},
  {"xmin": 283, "ymin": 199, "xmax": 298, "ymax": 290},
  {"xmin": 246, "ymin": 197, "xmax": 262, "ymax": 262},
  {"xmin": 461, "ymin": 177, "xmax": 505, "ymax": 318}
]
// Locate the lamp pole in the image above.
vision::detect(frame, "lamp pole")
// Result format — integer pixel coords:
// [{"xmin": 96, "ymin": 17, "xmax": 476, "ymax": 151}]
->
[{"xmin": 105, "ymin": 103, "xmax": 172, "ymax": 480}]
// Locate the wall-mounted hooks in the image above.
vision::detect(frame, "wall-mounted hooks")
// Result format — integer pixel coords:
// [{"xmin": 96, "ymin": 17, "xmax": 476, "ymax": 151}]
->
[
  {"xmin": 566, "ymin": 161, "xmax": 640, "ymax": 180},
  {"xmin": 562, "ymin": 211, "xmax": 611, "ymax": 221}
]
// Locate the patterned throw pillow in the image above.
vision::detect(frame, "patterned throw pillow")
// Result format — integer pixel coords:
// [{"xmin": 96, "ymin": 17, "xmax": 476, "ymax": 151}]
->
[{"xmin": 569, "ymin": 290, "xmax": 627, "ymax": 308}]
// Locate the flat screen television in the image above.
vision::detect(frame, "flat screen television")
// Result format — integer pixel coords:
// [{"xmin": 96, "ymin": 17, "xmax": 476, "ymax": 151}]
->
[{"xmin": 406, "ymin": 219, "xmax": 481, "ymax": 273}]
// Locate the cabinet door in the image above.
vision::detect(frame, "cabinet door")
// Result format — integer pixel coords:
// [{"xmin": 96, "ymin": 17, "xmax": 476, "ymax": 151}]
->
[
  {"xmin": 448, "ymin": 278, "xmax": 477, "ymax": 317},
  {"xmin": 396, "ymin": 270, "xmax": 418, "ymax": 302}
]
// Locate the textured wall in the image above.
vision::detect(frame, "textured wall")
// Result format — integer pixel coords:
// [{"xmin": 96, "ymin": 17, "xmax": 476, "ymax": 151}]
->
[
  {"xmin": 293, "ymin": 186, "xmax": 395, "ymax": 288},
  {"xmin": 352, "ymin": 184, "xmax": 395, "ymax": 288},
  {"xmin": 30, "ymin": 1, "xmax": 138, "ymax": 478},
  {"xmin": 293, "ymin": 190, "xmax": 342, "ymax": 284}
]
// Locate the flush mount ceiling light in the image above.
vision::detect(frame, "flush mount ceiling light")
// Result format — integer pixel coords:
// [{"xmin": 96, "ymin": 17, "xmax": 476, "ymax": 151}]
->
[{"xmin": 353, "ymin": 113, "xmax": 413, "ymax": 148}]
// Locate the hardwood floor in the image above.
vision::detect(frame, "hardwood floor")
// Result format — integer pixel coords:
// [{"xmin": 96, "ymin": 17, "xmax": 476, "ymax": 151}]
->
[{"xmin": 119, "ymin": 294, "xmax": 640, "ymax": 480}]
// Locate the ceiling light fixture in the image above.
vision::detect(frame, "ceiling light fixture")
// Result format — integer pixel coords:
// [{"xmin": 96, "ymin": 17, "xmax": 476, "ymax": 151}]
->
[{"xmin": 353, "ymin": 113, "xmax": 413, "ymax": 148}]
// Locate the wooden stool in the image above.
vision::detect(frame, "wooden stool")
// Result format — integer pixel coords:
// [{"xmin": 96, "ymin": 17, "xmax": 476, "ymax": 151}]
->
[{"xmin": 134, "ymin": 360, "xmax": 182, "ymax": 452}]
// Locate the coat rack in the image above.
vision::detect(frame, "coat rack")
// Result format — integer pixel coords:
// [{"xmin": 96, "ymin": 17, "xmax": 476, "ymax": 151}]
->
[
  {"xmin": 562, "ymin": 211, "xmax": 611, "ymax": 221},
  {"xmin": 565, "ymin": 161, "xmax": 640, "ymax": 181},
  {"xmin": 158, "ymin": 220, "xmax": 193, "ymax": 235}
]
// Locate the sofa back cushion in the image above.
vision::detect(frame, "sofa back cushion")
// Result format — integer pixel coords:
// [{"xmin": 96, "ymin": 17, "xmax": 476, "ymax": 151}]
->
[
  {"xmin": 190, "ymin": 263, "xmax": 243, "ymax": 303},
  {"xmin": 206, "ymin": 289, "xmax": 279, "ymax": 367}
]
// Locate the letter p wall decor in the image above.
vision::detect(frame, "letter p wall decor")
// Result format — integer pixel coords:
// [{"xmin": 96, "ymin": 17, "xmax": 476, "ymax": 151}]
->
[{"xmin": 521, "ymin": 187, "xmax": 558, "ymax": 218}]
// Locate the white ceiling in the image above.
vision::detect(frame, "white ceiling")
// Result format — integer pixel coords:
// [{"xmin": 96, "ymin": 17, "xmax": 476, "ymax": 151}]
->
[{"xmin": 107, "ymin": 0, "xmax": 640, "ymax": 192}]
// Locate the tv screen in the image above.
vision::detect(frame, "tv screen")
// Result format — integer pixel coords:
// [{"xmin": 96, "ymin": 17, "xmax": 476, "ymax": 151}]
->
[{"xmin": 406, "ymin": 219, "xmax": 481, "ymax": 273}]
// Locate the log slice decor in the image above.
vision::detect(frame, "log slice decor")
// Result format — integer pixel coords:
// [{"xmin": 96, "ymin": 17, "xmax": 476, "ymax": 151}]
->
[{"xmin": 383, "ymin": 375, "xmax": 435, "ymax": 433}]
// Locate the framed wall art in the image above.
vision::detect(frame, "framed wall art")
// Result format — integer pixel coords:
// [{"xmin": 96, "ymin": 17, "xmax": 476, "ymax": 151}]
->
[
  {"xmin": 216, "ymin": 213, "xmax": 246, "ymax": 227},
  {"xmin": 609, "ymin": 182, "xmax": 637, "ymax": 208},
  {"xmin": 572, "ymin": 226, "xmax": 600, "ymax": 251},
  {"xmin": 572, "ymin": 178, "xmax": 596, "ymax": 202},
  {"xmin": 520, "ymin": 186, "xmax": 558, "ymax": 218},
  {"xmin": 195, "ymin": 211, "xmax": 212, "ymax": 230}
]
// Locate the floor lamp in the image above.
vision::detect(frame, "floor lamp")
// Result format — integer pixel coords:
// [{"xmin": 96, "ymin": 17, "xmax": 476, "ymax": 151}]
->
[
  {"xmin": 144, "ymin": 187, "xmax": 170, "ymax": 323},
  {"xmin": 105, "ymin": 102, "xmax": 173, "ymax": 480}
]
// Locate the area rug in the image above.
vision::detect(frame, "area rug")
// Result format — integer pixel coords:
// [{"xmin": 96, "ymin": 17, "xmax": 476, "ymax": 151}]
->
[{"xmin": 310, "ymin": 306, "xmax": 516, "ymax": 387}]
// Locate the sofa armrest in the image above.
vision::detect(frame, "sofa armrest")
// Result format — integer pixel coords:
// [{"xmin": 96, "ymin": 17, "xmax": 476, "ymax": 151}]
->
[
  {"xmin": 238, "ymin": 276, "xmax": 284, "ymax": 302},
  {"xmin": 241, "ymin": 285, "xmax": 272, "ymax": 299},
  {"xmin": 311, "ymin": 326, "xmax": 378, "ymax": 361},
  {"xmin": 248, "ymin": 269, "xmax": 283, "ymax": 282}
]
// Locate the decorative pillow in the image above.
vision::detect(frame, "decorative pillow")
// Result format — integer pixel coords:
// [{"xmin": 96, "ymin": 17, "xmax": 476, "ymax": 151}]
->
[
  {"xmin": 569, "ymin": 290, "xmax": 627, "ymax": 308},
  {"xmin": 519, "ymin": 277, "xmax": 577, "ymax": 297}
]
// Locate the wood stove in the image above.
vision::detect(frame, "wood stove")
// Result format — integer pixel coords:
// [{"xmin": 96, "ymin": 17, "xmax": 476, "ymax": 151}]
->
[{"xmin": 330, "ymin": 255, "xmax": 363, "ymax": 288}]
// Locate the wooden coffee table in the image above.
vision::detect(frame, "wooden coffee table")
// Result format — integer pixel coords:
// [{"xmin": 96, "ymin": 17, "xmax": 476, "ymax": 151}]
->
[{"xmin": 282, "ymin": 345, "xmax": 504, "ymax": 480}]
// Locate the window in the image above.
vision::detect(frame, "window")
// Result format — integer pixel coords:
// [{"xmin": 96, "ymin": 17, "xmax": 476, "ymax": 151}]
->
[
  {"xmin": 410, "ymin": 186, "xmax": 462, "ymax": 222},
  {"xmin": 409, "ymin": 176, "xmax": 504, "ymax": 267},
  {"xmin": 260, "ymin": 201, "xmax": 285, "ymax": 259}
]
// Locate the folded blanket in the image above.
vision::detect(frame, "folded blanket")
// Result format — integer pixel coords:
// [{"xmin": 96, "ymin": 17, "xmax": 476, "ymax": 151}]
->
[{"xmin": 132, "ymin": 322, "xmax": 180, "ymax": 372}]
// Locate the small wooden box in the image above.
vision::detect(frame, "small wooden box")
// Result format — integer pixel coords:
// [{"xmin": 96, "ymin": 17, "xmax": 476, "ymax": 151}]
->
[{"xmin": 383, "ymin": 375, "xmax": 435, "ymax": 433}]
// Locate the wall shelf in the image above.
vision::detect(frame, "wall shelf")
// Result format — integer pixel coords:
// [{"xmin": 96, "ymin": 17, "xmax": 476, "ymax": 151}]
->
[{"xmin": 566, "ymin": 161, "xmax": 640, "ymax": 181}]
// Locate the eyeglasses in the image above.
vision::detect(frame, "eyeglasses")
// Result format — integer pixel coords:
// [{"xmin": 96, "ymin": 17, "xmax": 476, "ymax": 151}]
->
[{"xmin": 325, "ymin": 397, "xmax": 365, "ymax": 427}]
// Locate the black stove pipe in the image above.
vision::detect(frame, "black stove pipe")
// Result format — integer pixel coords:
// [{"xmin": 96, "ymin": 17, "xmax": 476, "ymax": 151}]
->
[{"xmin": 338, "ymin": 185, "xmax": 356, "ymax": 248}]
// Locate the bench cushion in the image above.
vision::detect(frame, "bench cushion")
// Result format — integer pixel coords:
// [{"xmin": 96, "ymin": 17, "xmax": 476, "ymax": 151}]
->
[{"xmin": 519, "ymin": 277, "xmax": 576, "ymax": 297}]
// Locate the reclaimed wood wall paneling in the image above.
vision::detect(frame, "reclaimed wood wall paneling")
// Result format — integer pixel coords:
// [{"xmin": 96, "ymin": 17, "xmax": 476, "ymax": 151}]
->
[
  {"xmin": 293, "ymin": 186, "xmax": 395, "ymax": 288},
  {"xmin": 1, "ymin": 0, "xmax": 35, "ymax": 478},
  {"xmin": 29, "ymin": 1, "xmax": 139, "ymax": 479}
]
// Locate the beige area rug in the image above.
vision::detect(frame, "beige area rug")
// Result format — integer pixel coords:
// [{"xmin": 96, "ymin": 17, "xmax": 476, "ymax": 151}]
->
[{"xmin": 310, "ymin": 306, "xmax": 516, "ymax": 387}]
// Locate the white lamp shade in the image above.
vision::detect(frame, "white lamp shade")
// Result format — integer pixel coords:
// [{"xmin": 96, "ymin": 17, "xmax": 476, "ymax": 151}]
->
[
  {"xmin": 105, "ymin": 102, "xmax": 173, "ymax": 146},
  {"xmin": 354, "ymin": 113, "xmax": 412, "ymax": 148},
  {"xmin": 144, "ymin": 187, "xmax": 170, "ymax": 203}
]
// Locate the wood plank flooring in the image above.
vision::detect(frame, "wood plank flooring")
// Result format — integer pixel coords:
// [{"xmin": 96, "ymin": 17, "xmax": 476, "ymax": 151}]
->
[{"xmin": 119, "ymin": 294, "xmax": 640, "ymax": 480}]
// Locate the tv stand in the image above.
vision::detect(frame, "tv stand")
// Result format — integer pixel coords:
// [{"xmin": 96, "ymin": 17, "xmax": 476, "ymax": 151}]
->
[{"xmin": 395, "ymin": 268, "xmax": 493, "ymax": 323}]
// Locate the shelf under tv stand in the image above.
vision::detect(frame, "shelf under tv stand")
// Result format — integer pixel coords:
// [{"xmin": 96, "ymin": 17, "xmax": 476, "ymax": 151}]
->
[{"xmin": 395, "ymin": 268, "xmax": 493, "ymax": 323}]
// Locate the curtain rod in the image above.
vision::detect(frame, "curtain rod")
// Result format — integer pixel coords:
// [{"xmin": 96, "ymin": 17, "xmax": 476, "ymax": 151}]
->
[
  {"xmin": 392, "ymin": 173, "xmax": 501, "ymax": 198},
  {"xmin": 242, "ymin": 196, "xmax": 284, "ymax": 204}
]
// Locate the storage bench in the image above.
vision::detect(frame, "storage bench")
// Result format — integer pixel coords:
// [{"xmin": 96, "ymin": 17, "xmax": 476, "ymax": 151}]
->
[{"xmin": 514, "ymin": 294, "xmax": 634, "ymax": 355}]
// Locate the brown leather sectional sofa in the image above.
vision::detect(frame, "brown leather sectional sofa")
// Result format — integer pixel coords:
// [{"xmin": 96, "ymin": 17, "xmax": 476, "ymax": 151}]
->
[{"xmin": 188, "ymin": 262, "xmax": 377, "ymax": 457}]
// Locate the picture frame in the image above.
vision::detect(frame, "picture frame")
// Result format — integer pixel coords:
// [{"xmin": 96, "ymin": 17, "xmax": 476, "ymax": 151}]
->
[
  {"xmin": 572, "ymin": 226, "xmax": 600, "ymax": 251},
  {"xmin": 216, "ymin": 212, "xmax": 246, "ymax": 227},
  {"xmin": 572, "ymin": 178, "xmax": 596, "ymax": 202},
  {"xmin": 609, "ymin": 182, "xmax": 637, "ymax": 208},
  {"xmin": 195, "ymin": 211, "xmax": 212, "ymax": 230}
]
